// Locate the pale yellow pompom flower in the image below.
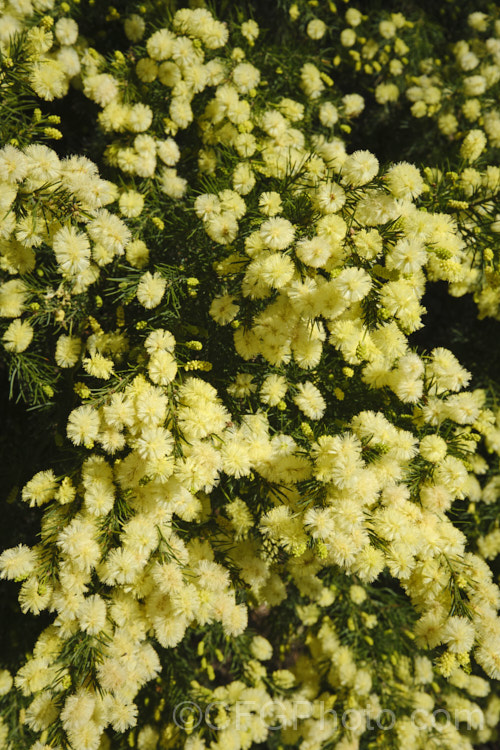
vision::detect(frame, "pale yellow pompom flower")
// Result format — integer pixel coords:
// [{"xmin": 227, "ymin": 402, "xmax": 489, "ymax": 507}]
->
[
  {"xmin": 259, "ymin": 217, "xmax": 295, "ymax": 250},
  {"xmin": 148, "ymin": 350, "xmax": 177, "ymax": 385},
  {"xmin": 30, "ymin": 59, "xmax": 69, "ymax": 101},
  {"xmin": 145, "ymin": 328, "xmax": 176, "ymax": 354},
  {"xmin": 442, "ymin": 616, "xmax": 475, "ymax": 653},
  {"xmin": 3, "ymin": 319, "xmax": 33, "ymax": 352},
  {"xmin": 137, "ymin": 271, "xmax": 166, "ymax": 309},
  {"xmin": 67, "ymin": 405, "xmax": 100, "ymax": 446},
  {"xmin": 460, "ymin": 129, "xmax": 487, "ymax": 163},
  {"xmin": 293, "ymin": 381, "xmax": 326, "ymax": 420},
  {"xmin": 241, "ymin": 19, "xmax": 259, "ymax": 43},
  {"xmin": 55, "ymin": 335, "xmax": 82, "ymax": 368},
  {"xmin": 0, "ymin": 545, "xmax": 38, "ymax": 580},
  {"xmin": 209, "ymin": 295, "xmax": 240, "ymax": 325},
  {"xmin": 342, "ymin": 150, "xmax": 379, "ymax": 186},
  {"xmin": 260, "ymin": 374, "xmax": 287, "ymax": 406},
  {"xmin": 83, "ymin": 352, "xmax": 114, "ymax": 380},
  {"xmin": 53, "ymin": 225, "xmax": 91, "ymax": 277},
  {"xmin": 119, "ymin": 190, "xmax": 144, "ymax": 218},
  {"xmin": 78, "ymin": 594, "xmax": 107, "ymax": 635},
  {"xmin": 307, "ymin": 19, "xmax": 326, "ymax": 40}
]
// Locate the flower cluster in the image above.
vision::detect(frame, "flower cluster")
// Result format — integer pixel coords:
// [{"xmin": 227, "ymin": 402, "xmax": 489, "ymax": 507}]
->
[{"xmin": 1, "ymin": 3, "xmax": 500, "ymax": 750}]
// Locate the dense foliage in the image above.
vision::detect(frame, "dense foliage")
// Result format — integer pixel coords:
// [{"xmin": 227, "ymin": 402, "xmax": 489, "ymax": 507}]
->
[{"xmin": 1, "ymin": 1, "xmax": 500, "ymax": 749}]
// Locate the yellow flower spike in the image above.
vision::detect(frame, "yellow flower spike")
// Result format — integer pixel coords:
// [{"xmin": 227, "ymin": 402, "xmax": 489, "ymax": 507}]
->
[
  {"xmin": 342, "ymin": 367, "xmax": 354, "ymax": 378},
  {"xmin": 231, "ymin": 320, "xmax": 240, "ymax": 329},
  {"xmin": 136, "ymin": 320, "xmax": 147, "ymax": 330},
  {"xmin": 238, "ymin": 121, "xmax": 254, "ymax": 133},
  {"xmin": 74, "ymin": 382, "xmax": 91, "ymax": 399},
  {"xmin": 88, "ymin": 316, "xmax": 103, "ymax": 335},
  {"xmin": 301, "ymin": 422, "xmax": 314, "ymax": 437},
  {"xmin": 277, "ymin": 400, "xmax": 287, "ymax": 411},
  {"xmin": 48, "ymin": 115, "xmax": 61, "ymax": 124},
  {"xmin": 215, "ymin": 649, "xmax": 224, "ymax": 662},
  {"xmin": 436, "ymin": 653, "xmax": 457, "ymax": 678},
  {"xmin": 340, "ymin": 124, "xmax": 352, "ymax": 133},
  {"xmin": 333, "ymin": 55, "xmax": 341, "ymax": 66},
  {"xmin": 128, "ymin": 732, "xmax": 135, "ymax": 747},
  {"xmin": 43, "ymin": 127, "xmax": 62, "ymax": 140},
  {"xmin": 41, "ymin": 15, "xmax": 54, "ymax": 28},
  {"xmin": 116, "ymin": 306, "xmax": 125, "ymax": 327},
  {"xmin": 347, "ymin": 617, "xmax": 355, "ymax": 631},
  {"xmin": 151, "ymin": 217, "xmax": 165, "ymax": 230},
  {"xmin": 372, "ymin": 61, "xmax": 382, "ymax": 72},
  {"xmin": 457, "ymin": 652, "xmax": 470, "ymax": 667},
  {"xmin": 334, "ymin": 388, "xmax": 344, "ymax": 400},
  {"xmin": 364, "ymin": 636, "xmax": 374, "ymax": 646},
  {"xmin": 162, "ymin": 724, "xmax": 175, "ymax": 741},
  {"xmin": 163, "ymin": 118, "xmax": 178, "ymax": 136},
  {"xmin": 184, "ymin": 715, "xmax": 195, "ymax": 735},
  {"xmin": 207, "ymin": 665, "xmax": 215, "ymax": 681},
  {"xmin": 33, "ymin": 109, "xmax": 42, "ymax": 122},
  {"xmin": 364, "ymin": 64, "xmax": 373, "ymax": 74},
  {"xmin": 448, "ymin": 199, "xmax": 469, "ymax": 210},
  {"xmin": 276, "ymin": 66, "xmax": 283, "ymax": 75},
  {"xmin": 106, "ymin": 6, "xmax": 120, "ymax": 20},
  {"xmin": 390, "ymin": 653, "xmax": 398, "ymax": 666},
  {"xmin": 197, "ymin": 641, "xmax": 205, "ymax": 656},
  {"xmin": 328, "ymin": 1, "xmax": 337, "ymax": 11},
  {"xmin": 320, "ymin": 72, "xmax": 334, "ymax": 86},
  {"xmin": 316, "ymin": 541, "xmax": 327, "ymax": 559}
]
